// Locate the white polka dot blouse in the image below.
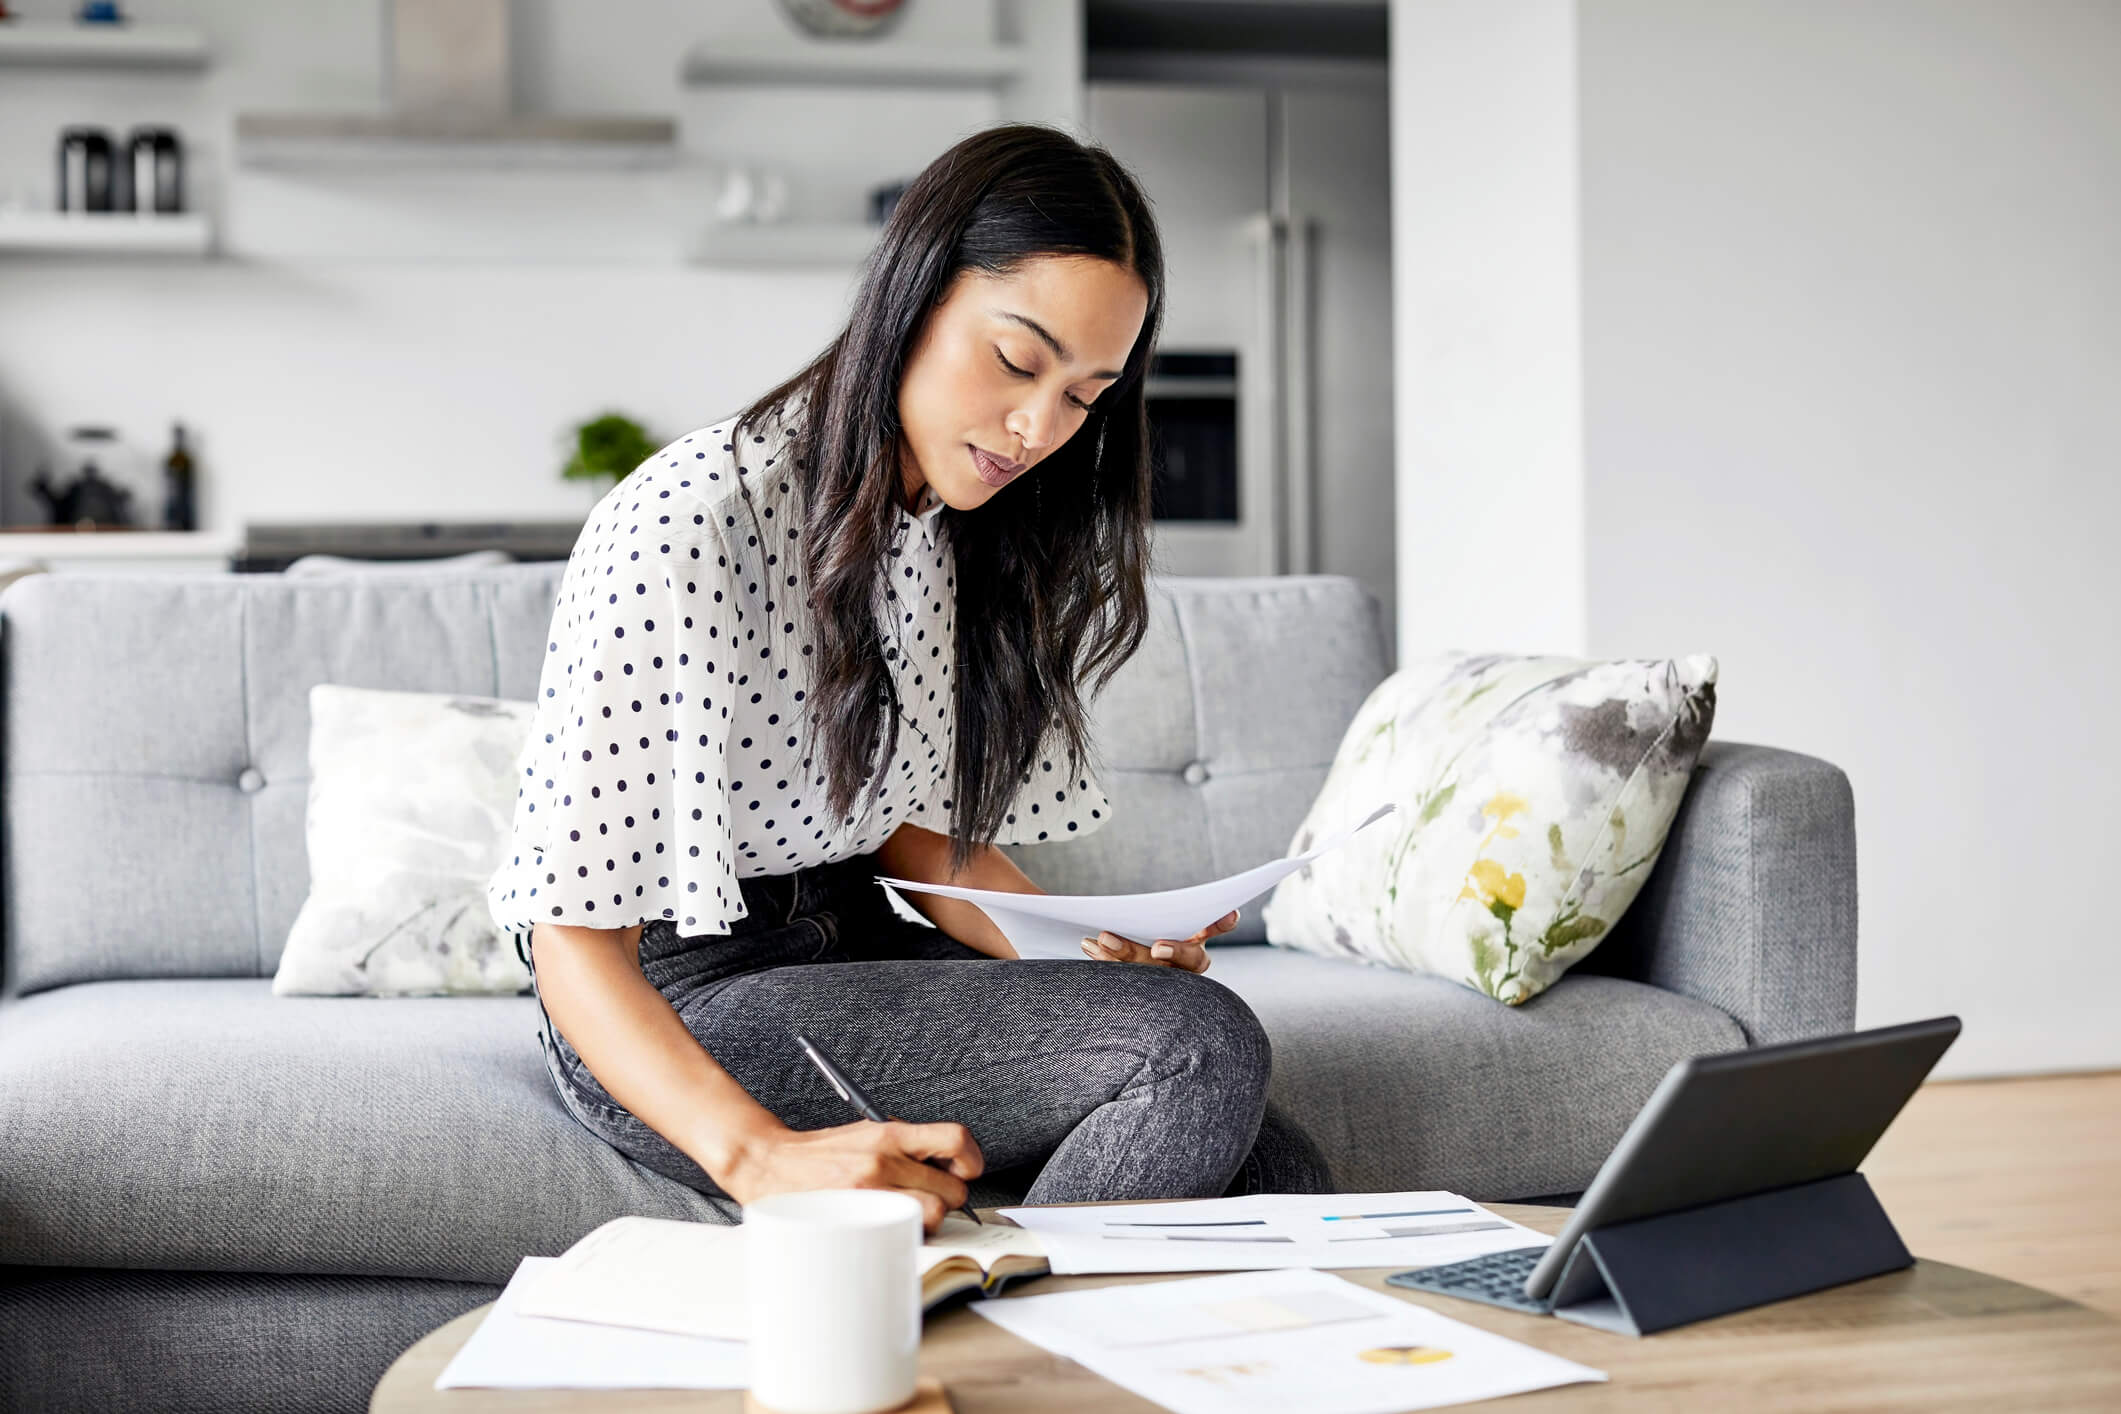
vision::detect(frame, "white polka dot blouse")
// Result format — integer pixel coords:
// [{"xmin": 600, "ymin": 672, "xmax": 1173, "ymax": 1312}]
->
[{"xmin": 486, "ymin": 396, "xmax": 1113, "ymax": 946}]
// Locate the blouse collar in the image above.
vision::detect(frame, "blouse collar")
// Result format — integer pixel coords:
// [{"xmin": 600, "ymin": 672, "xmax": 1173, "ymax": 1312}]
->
[{"xmin": 895, "ymin": 483, "xmax": 948, "ymax": 550}]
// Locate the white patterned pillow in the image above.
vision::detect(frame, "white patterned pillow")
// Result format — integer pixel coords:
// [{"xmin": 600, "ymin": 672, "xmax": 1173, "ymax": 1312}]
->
[
  {"xmin": 1260, "ymin": 653, "xmax": 1718, "ymax": 1004},
  {"xmin": 272, "ymin": 684, "xmax": 536, "ymax": 997}
]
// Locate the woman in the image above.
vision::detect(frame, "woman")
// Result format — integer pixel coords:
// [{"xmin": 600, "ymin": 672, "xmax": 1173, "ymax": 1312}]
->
[{"xmin": 488, "ymin": 124, "xmax": 1328, "ymax": 1232}]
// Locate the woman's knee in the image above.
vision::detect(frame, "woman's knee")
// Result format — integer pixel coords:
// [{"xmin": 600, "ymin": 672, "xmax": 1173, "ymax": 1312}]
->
[{"xmin": 1141, "ymin": 969, "xmax": 1272, "ymax": 1099}]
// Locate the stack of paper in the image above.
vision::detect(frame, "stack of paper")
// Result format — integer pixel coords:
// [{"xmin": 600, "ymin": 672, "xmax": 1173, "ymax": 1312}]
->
[
  {"xmin": 975, "ymin": 1267, "xmax": 1606, "ymax": 1414},
  {"xmin": 434, "ymin": 1256, "xmax": 745, "ymax": 1391},
  {"xmin": 998, "ymin": 1191, "xmax": 1549, "ymax": 1275},
  {"xmin": 517, "ymin": 1213, "xmax": 750, "ymax": 1339}
]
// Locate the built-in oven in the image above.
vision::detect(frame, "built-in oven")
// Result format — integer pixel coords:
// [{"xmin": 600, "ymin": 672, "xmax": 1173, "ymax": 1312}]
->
[{"xmin": 1144, "ymin": 349, "xmax": 1239, "ymax": 523}]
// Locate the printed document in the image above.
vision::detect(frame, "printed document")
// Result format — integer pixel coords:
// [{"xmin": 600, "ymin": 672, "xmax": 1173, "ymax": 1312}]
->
[
  {"xmin": 997, "ymin": 1191, "xmax": 1548, "ymax": 1275},
  {"xmin": 879, "ymin": 802, "xmax": 1396, "ymax": 957},
  {"xmin": 433, "ymin": 1256, "xmax": 745, "ymax": 1391},
  {"xmin": 974, "ymin": 1267, "xmax": 1605, "ymax": 1414},
  {"xmin": 515, "ymin": 1213, "xmax": 1047, "ymax": 1339}
]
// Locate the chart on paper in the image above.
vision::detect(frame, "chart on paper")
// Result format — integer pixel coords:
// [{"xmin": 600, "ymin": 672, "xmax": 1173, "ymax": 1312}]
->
[
  {"xmin": 974, "ymin": 1269, "xmax": 1606, "ymax": 1414},
  {"xmin": 999, "ymin": 1191, "xmax": 1550, "ymax": 1275},
  {"xmin": 1316, "ymin": 1203, "xmax": 1524, "ymax": 1244}
]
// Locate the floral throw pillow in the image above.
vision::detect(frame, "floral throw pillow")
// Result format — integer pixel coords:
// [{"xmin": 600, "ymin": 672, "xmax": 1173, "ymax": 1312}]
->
[
  {"xmin": 1260, "ymin": 653, "xmax": 1719, "ymax": 1005},
  {"xmin": 271, "ymin": 684, "xmax": 536, "ymax": 997}
]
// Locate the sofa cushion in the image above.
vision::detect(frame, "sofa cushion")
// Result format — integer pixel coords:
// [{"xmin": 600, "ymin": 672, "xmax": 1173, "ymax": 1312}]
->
[
  {"xmin": 271, "ymin": 683, "xmax": 536, "ymax": 998},
  {"xmin": 1206, "ymin": 944, "xmax": 1747, "ymax": 1198},
  {"xmin": 0, "ymin": 979, "xmax": 724, "ymax": 1285},
  {"xmin": 1, "ymin": 952, "xmax": 1742, "ymax": 1284}
]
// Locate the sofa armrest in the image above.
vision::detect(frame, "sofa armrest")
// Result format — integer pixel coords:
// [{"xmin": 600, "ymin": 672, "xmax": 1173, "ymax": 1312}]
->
[{"xmin": 1577, "ymin": 741, "xmax": 1858, "ymax": 1045}]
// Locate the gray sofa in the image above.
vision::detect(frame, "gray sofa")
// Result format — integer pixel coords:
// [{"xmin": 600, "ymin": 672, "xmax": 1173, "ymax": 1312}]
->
[{"xmin": 0, "ymin": 565, "xmax": 1856, "ymax": 1414}]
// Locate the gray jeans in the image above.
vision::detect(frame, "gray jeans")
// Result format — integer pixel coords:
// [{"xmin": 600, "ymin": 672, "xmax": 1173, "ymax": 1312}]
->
[{"xmin": 524, "ymin": 850, "xmax": 1330, "ymax": 1213}]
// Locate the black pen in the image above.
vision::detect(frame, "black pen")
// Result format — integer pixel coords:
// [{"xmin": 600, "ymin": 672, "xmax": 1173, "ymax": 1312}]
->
[{"xmin": 794, "ymin": 1031, "xmax": 983, "ymax": 1226}]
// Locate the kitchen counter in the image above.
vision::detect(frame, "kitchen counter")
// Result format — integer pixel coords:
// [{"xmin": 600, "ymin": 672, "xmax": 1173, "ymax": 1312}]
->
[{"xmin": 0, "ymin": 528, "xmax": 241, "ymax": 573}]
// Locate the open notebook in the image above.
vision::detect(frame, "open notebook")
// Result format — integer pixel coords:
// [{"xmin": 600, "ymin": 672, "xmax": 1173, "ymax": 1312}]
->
[{"xmin": 516, "ymin": 1214, "xmax": 1047, "ymax": 1340}]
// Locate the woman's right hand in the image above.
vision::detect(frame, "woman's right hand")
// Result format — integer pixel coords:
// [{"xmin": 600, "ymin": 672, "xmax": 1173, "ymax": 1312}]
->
[{"xmin": 716, "ymin": 1118, "xmax": 984, "ymax": 1233}]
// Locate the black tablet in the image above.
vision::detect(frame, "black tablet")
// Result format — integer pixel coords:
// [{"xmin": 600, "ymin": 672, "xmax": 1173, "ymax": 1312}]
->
[{"xmin": 1520, "ymin": 1014, "xmax": 1961, "ymax": 1299}]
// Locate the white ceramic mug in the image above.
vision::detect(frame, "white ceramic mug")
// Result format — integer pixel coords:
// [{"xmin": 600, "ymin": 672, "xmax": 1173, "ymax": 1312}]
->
[{"xmin": 744, "ymin": 1189, "xmax": 922, "ymax": 1414}]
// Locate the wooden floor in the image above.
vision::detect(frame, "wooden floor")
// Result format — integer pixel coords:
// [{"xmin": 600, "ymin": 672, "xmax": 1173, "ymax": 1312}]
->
[{"xmin": 1864, "ymin": 1069, "xmax": 2121, "ymax": 1316}]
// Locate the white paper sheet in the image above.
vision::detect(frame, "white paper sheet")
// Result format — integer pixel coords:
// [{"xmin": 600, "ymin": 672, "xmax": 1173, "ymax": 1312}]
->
[
  {"xmin": 879, "ymin": 803, "xmax": 1397, "ymax": 958},
  {"xmin": 515, "ymin": 1215, "xmax": 749, "ymax": 1340},
  {"xmin": 512, "ymin": 1213, "xmax": 1047, "ymax": 1341},
  {"xmin": 997, "ymin": 1192, "xmax": 1549, "ymax": 1275},
  {"xmin": 433, "ymin": 1256, "xmax": 747, "ymax": 1391},
  {"xmin": 974, "ymin": 1267, "xmax": 1605, "ymax": 1414}
]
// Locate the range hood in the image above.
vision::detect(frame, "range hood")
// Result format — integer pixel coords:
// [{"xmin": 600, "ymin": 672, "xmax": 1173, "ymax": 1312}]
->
[{"xmin": 235, "ymin": 0, "xmax": 676, "ymax": 167}]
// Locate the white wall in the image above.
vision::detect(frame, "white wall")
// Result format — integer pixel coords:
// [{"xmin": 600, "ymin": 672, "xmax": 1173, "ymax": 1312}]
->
[
  {"xmin": 1578, "ymin": 0, "xmax": 2121, "ymax": 1077},
  {"xmin": 1390, "ymin": 0, "xmax": 2121, "ymax": 1076},
  {"xmin": 1388, "ymin": 0, "xmax": 1586, "ymax": 664},
  {"xmin": 0, "ymin": 0, "xmax": 1062, "ymax": 526}
]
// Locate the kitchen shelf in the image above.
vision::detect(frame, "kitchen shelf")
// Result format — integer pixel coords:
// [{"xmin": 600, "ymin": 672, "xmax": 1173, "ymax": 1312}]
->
[
  {"xmin": 680, "ymin": 38, "xmax": 1028, "ymax": 88},
  {"xmin": 0, "ymin": 211, "xmax": 212, "ymax": 256},
  {"xmin": 691, "ymin": 221, "xmax": 880, "ymax": 267},
  {"xmin": 234, "ymin": 113, "xmax": 679, "ymax": 169},
  {"xmin": 0, "ymin": 21, "xmax": 209, "ymax": 68}
]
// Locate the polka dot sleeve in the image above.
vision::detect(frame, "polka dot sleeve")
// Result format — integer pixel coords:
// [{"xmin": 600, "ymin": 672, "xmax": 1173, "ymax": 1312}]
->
[
  {"xmin": 509, "ymin": 530, "xmax": 749, "ymax": 936},
  {"xmin": 990, "ymin": 735, "xmax": 1114, "ymax": 847}
]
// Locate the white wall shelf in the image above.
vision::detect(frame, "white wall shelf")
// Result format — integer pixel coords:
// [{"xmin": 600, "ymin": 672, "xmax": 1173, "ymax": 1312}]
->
[
  {"xmin": 690, "ymin": 221, "xmax": 879, "ymax": 267},
  {"xmin": 233, "ymin": 113, "xmax": 678, "ymax": 169},
  {"xmin": 0, "ymin": 211, "xmax": 212, "ymax": 256},
  {"xmin": 0, "ymin": 21, "xmax": 209, "ymax": 68},
  {"xmin": 680, "ymin": 39, "xmax": 1028, "ymax": 88}
]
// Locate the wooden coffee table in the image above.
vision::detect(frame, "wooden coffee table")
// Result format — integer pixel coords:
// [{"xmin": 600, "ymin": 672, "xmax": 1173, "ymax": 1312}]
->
[{"xmin": 370, "ymin": 1203, "xmax": 2121, "ymax": 1413}]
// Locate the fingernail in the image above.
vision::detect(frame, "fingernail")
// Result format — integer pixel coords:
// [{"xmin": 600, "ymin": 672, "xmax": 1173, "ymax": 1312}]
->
[{"xmin": 1151, "ymin": 944, "xmax": 1173, "ymax": 958}]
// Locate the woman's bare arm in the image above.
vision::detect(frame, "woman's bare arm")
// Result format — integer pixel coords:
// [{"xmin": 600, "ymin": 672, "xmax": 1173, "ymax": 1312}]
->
[
  {"xmin": 873, "ymin": 822, "xmax": 1045, "ymax": 958},
  {"xmin": 531, "ymin": 921, "xmax": 981, "ymax": 1228},
  {"xmin": 875, "ymin": 822, "xmax": 1238, "ymax": 972},
  {"xmin": 532, "ymin": 922, "xmax": 779, "ymax": 1173}
]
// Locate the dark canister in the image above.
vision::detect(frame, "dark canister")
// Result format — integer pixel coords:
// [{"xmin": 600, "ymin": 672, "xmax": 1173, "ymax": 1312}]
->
[
  {"xmin": 124, "ymin": 126, "xmax": 184, "ymax": 214},
  {"xmin": 58, "ymin": 126, "xmax": 116, "ymax": 212}
]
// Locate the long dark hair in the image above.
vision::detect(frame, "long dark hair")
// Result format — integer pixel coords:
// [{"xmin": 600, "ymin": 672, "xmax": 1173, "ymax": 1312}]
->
[{"xmin": 737, "ymin": 123, "xmax": 1164, "ymax": 874}]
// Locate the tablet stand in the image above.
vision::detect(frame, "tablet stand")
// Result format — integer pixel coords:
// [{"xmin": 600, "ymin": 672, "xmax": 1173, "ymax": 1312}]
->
[{"xmin": 1548, "ymin": 1171, "xmax": 1913, "ymax": 1336}]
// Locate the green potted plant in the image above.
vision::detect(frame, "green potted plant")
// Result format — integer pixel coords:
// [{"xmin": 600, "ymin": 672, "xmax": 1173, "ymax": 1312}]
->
[{"xmin": 561, "ymin": 413, "xmax": 656, "ymax": 492}]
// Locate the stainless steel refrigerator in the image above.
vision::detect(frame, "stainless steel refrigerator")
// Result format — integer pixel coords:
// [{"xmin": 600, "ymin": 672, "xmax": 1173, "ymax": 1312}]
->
[{"xmin": 1088, "ymin": 79, "xmax": 1396, "ymax": 652}]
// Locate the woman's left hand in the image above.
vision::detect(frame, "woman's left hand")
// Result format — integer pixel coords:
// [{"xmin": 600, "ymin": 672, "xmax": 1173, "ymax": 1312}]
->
[{"xmin": 1080, "ymin": 909, "xmax": 1240, "ymax": 975}]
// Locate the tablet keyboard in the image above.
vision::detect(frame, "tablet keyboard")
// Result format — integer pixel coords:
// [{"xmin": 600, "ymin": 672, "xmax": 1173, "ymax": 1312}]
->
[{"xmin": 1386, "ymin": 1245, "xmax": 1556, "ymax": 1315}]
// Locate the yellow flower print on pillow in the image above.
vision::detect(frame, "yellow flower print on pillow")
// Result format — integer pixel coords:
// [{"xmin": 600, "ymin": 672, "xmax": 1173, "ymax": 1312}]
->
[
  {"xmin": 1261, "ymin": 652, "xmax": 1719, "ymax": 1005},
  {"xmin": 1460, "ymin": 857, "xmax": 1527, "ymax": 916}
]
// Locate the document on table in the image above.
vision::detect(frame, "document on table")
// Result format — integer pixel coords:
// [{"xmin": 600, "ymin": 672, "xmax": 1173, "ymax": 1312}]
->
[
  {"xmin": 974, "ymin": 1267, "xmax": 1605, "ymax": 1414},
  {"xmin": 433, "ymin": 1256, "xmax": 746, "ymax": 1391},
  {"xmin": 877, "ymin": 802, "xmax": 1397, "ymax": 958},
  {"xmin": 515, "ymin": 1215, "xmax": 749, "ymax": 1340},
  {"xmin": 997, "ymin": 1191, "xmax": 1549, "ymax": 1275},
  {"xmin": 513, "ymin": 1213, "xmax": 1048, "ymax": 1338}
]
